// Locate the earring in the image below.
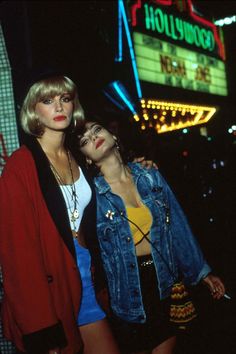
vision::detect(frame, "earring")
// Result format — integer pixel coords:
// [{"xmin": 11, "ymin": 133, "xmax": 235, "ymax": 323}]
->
[
  {"xmin": 85, "ymin": 158, "xmax": 92, "ymax": 169},
  {"xmin": 113, "ymin": 136, "xmax": 120, "ymax": 150}
]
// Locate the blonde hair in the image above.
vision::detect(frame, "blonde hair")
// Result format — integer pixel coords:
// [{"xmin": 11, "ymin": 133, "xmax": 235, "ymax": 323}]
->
[{"xmin": 20, "ymin": 75, "xmax": 84, "ymax": 136}]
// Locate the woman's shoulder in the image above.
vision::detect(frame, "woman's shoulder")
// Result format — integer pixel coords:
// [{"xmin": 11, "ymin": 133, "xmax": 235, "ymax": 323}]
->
[
  {"xmin": 129, "ymin": 162, "xmax": 167, "ymax": 187},
  {"xmin": 128, "ymin": 162, "xmax": 161, "ymax": 178},
  {"xmin": 2, "ymin": 145, "xmax": 34, "ymax": 174},
  {"xmin": 8, "ymin": 145, "xmax": 33, "ymax": 162}
]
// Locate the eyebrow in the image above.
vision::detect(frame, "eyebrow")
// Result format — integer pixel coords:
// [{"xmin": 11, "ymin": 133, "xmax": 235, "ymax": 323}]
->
[
  {"xmin": 78, "ymin": 123, "xmax": 99, "ymax": 140},
  {"xmin": 82, "ymin": 123, "xmax": 98, "ymax": 136},
  {"xmin": 87, "ymin": 123, "xmax": 97, "ymax": 130}
]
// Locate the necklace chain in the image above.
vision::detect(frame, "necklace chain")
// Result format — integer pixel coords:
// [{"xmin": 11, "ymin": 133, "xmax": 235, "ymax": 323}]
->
[{"xmin": 49, "ymin": 150, "xmax": 79, "ymax": 235}]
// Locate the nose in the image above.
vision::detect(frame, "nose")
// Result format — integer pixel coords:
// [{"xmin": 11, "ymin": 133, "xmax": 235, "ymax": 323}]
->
[
  {"xmin": 55, "ymin": 100, "xmax": 63, "ymax": 112},
  {"xmin": 89, "ymin": 131, "xmax": 98, "ymax": 141}
]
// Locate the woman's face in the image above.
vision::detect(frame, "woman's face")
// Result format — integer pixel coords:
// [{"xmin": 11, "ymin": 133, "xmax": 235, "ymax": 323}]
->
[
  {"xmin": 78, "ymin": 122, "xmax": 116, "ymax": 163},
  {"xmin": 35, "ymin": 93, "xmax": 73, "ymax": 133}
]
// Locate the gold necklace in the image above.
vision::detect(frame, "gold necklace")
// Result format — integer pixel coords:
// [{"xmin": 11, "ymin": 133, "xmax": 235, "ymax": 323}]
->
[{"xmin": 49, "ymin": 150, "xmax": 80, "ymax": 228}]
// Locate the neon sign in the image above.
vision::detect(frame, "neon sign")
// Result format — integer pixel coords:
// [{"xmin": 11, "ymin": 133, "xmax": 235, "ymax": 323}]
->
[
  {"xmin": 130, "ymin": 0, "xmax": 225, "ymax": 59},
  {"xmin": 144, "ymin": 5, "xmax": 215, "ymax": 52},
  {"xmin": 114, "ymin": 0, "xmax": 222, "ymax": 133}
]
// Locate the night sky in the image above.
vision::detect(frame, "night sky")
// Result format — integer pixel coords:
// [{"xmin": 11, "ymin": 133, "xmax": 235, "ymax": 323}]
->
[
  {"xmin": 1, "ymin": 0, "xmax": 236, "ymax": 113},
  {"xmin": 1, "ymin": 2, "xmax": 236, "ymax": 352}
]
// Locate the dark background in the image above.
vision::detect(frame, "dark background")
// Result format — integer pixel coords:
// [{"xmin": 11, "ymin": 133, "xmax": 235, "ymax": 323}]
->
[{"xmin": 0, "ymin": 1, "xmax": 236, "ymax": 353}]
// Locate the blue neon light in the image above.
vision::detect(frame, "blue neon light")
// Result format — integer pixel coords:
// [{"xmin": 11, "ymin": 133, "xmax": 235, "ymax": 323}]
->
[
  {"xmin": 118, "ymin": 0, "xmax": 142, "ymax": 99},
  {"xmin": 116, "ymin": 0, "xmax": 123, "ymax": 62},
  {"xmin": 113, "ymin": 82, "xmax": 137, "ymax": 114},
  {"xmin": 103, "ymin": 91, "xmax": 125, "ymax": 110}
]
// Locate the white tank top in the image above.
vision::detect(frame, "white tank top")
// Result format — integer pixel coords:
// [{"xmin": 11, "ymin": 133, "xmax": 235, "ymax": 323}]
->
[{"xmin": 59, "ymin": 167, "xmax": 92, "ymax": 231}]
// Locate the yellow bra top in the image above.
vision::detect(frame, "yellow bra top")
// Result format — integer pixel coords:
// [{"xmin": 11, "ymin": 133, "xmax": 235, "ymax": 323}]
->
[{"xmin": 126, "ymin": 204, "xmax": 153, "ymax": 246}]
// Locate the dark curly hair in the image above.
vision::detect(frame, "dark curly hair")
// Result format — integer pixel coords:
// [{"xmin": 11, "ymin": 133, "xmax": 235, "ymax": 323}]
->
[{"xmin": 67, "ymin": 119, "xmax": 130, "ymax": 176}]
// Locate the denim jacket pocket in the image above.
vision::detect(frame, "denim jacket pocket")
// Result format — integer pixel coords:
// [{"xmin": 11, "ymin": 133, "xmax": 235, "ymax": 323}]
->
[{"xmin": 98, "ymin": 224, "xmax": 118, "ymax": 255}]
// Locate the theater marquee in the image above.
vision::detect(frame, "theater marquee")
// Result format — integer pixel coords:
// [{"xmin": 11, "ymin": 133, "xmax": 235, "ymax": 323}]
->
[
  {"xmin": 111, "ymin": 0, "xmax": 228, "ymax": 133},
  {"xmin": 133, "ymin": 32, "xmax": 227, "ymax": 96}
]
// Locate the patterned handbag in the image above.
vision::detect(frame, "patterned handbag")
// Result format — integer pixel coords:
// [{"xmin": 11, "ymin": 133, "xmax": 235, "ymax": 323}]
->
[{"xmin": 169, "ymin": 281, "xmax": 197, "ymax": 330}]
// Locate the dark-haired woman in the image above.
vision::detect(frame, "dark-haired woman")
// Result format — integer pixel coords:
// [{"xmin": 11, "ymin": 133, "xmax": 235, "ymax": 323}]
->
[{"xmin": 78, "ymin": 121, "xmax": 226, "ymax": 354}]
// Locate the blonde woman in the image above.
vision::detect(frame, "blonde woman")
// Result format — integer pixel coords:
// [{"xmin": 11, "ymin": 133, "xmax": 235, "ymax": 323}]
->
[{"xmin": 0, "ymin": 75, "xmax": 120, "ymax": 354}]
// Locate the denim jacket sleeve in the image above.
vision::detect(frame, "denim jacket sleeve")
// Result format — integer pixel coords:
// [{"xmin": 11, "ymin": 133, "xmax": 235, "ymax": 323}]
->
[{"xmin": 151, "ymin": 169, "xmax": 211, "ymax": 285}]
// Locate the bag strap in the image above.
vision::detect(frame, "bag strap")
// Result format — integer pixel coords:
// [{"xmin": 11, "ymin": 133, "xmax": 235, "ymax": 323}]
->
[{"xmin": 104, "ymin": 195, "xmax": 177, "ymax": 282}]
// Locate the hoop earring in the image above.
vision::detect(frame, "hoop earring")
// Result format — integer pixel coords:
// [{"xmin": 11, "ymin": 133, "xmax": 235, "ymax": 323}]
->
[
  {"xmin": 115, "ymin": 140, "xmax": 120, "ymax": 150},
  {"xmin": 113, "ymin": 136, "xmax": 120, "ymax": 150}
]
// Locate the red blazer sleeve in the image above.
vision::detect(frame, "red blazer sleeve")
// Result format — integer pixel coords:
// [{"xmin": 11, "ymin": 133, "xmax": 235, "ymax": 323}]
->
[{"xmin": 0, "ymin": 156, "xmax": 67, "ymax": 352}]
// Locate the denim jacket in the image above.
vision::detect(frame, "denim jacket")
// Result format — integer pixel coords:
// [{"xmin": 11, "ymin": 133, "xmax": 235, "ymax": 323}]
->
[{"xmin": 94, "ymin": 163, "xmax": 211, "ymax": 323}]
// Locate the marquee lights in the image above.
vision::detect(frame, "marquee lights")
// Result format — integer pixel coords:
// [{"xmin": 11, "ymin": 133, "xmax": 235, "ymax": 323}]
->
[{"xmin": 133, "ymin": 99, "xmax": 217, "ymax": 133}]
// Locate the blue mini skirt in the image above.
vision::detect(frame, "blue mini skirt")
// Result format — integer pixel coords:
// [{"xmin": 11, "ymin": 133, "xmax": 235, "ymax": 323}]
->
[{"xmin": 74, "ymin": 239, "xmax": 106, "ymax": 326}]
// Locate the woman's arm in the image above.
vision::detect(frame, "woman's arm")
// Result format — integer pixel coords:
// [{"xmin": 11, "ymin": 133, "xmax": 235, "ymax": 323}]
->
[
  {"xmin": 0, "ymin": 159, "xmax": 67, "ymax": 352},
  {"xmin": 151, "ymin": 170, "xmax": 214, "ymax": 285}
]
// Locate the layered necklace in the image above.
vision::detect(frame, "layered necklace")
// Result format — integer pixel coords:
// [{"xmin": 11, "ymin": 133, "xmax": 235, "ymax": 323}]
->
[{"xmin": 49, "ymin": 150, "xmax": 80, "ymax": 234}]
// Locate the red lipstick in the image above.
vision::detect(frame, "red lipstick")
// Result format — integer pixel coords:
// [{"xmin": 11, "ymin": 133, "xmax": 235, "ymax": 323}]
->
[
  {"xmin": 95, "ymin": 139, "xmax": 105, "ymax": 149},
  {"xmin": 53, "ymin": 115, "xmax": 66, "ymax": 121}
]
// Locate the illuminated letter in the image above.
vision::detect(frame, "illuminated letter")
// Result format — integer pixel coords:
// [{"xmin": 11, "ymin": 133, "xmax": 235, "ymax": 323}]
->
[
  {"xmin": 195, "ymin": 65, "xmax": 211, "ymax": 83},
  {"xmin": 193, "ymin": 25, "xmax": 201, "ymax": 47},
  {"xmin": 175, "ymin": 18, "xmax": 184, "ymax": 40},
  {"xmin": 144, "ymin": 4, "xmax": 155, "ymax": 31},
  {"xmin": 160, "ymin": 55, "xmax": 172, "ymax": 74},
  {"xmin": 200, "ymin": 28, "xmax": 209, "ymax": 49},
  {"xmin": 184, "ymin": 22, "xmax": 194, "ymax": 44},
  {"xmin": 207, "ymin": 31, "xmax": 215, "ymax": 51},
  {"xmin": 169, "ymin": 15, "xmax": 178, "ymax": 40},
  {"xmin": 164, "ymin": 13, "xmax": 171, "ymax": 37},
  {"xmin": 154, "ymin": 8, "xmax": 165, "ymax": 33}
]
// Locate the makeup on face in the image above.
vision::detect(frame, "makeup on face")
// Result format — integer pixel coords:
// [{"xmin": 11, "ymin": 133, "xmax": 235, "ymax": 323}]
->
[
  {"xmin": 78, "ymin": 123, "xmax": 103, "ymax": 148},
  {"xmin": 95, "ymin": 138, "xmax": 105, "ymax": 149},
  {"xmin": 53, "ymin": 115, "xmax": 67, "ymax": 121}
]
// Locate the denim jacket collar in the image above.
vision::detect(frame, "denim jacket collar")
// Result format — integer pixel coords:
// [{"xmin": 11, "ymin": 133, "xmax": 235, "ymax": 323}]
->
[{"xmin": 94, "ymin": 163, "xmax": 147, "ymax": 194}]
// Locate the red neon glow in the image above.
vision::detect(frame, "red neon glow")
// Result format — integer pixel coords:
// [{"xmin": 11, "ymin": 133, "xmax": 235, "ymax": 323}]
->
[
  {"xmin": 153, "ymin": 0, "xmax": 172, "ymax": 4},
  {"xmin": 130, "ymin": 0, "xmax": 225, "ymax": 59},
  {"xmin": 186, "ymin": 0, "xmax": 225, "ymax": 59},
  {"xmin": 131, "ymin": 0, "xmax": 142, "ymax": 26}
]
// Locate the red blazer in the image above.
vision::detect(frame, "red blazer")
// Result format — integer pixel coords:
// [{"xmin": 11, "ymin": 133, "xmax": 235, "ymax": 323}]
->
[{"xmin": 0, "ymin": 139, "xmax": 86, "ymax": 353}]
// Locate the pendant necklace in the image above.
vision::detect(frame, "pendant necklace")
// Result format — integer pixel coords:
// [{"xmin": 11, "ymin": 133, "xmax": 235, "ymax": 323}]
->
[{"xmin": 49, "ymin": 150, "xmax": 79, "ymax": 232}]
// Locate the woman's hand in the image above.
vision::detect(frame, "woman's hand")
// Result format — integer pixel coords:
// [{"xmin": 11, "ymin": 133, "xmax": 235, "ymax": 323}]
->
[
  {"xmin": 133, "ymin": 156, "xmax": 158, "ymax": 170},
  {"xmin": 202, "ymin": 274, "xmax": 225, "ymax": 299}
]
